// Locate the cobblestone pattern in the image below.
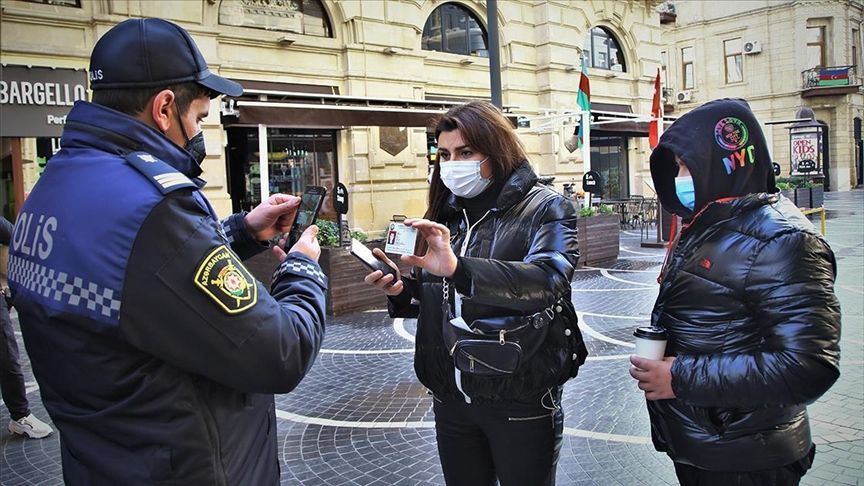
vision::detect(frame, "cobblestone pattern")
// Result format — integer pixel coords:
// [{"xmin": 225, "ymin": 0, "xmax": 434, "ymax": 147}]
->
[{"xmin": 2, "ymin": 191, "xmax": 862, "ymax": 485}]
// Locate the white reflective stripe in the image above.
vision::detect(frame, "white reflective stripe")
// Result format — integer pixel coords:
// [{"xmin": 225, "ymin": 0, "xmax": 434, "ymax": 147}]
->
[
  {"xmin": 154, "ymin": 173, "xmax": 191, "ymax": 189},
  {"xmin": 454, "ymin": 368, "xmax": 471, "ymax": 404}
]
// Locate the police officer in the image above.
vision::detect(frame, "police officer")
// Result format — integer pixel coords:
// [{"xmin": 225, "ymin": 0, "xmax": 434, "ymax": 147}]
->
[{"xmin": 8, "ymin": 18, "xmax": 327, "ymax": 484}]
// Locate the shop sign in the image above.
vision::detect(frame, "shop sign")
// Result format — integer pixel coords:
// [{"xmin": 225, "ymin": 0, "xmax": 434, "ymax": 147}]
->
[
  {"xmin": 1, "ymin": 65, "xmax": 88, "ymax": 138},
  {"xmin": 790, "ymin": 130, "xmax": 821, "ymax": 176}
]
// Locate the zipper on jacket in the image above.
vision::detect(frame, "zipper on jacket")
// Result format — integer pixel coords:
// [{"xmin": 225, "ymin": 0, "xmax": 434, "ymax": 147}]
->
[{"xmin": 193, "ymin": 381, "xmax": 228, "ymax": 486}]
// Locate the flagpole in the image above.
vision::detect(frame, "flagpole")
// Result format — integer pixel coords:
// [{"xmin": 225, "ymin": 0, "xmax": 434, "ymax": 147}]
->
[{"xmin": 582, "ymin": 109, "xmax": 591, "ymax": 206}]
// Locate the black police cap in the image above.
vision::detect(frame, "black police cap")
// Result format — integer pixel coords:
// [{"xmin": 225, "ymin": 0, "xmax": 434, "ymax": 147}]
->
[{"xmin": 89, "ymin": 18, "xmax": 243, "ymax": 97}]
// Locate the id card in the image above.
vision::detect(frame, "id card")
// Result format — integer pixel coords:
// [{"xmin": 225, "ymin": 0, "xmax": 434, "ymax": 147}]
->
[{"xmin": 384, "ymin": 222, "xmax": 418, "ymax": 255}]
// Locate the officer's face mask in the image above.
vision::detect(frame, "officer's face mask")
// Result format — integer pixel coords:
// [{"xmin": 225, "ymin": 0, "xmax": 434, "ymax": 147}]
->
[
  {"xmin": 175, "ymin": 105, "xmax": 206, "ymax": 165},
  {"xmin": 675, "ymin": 175, "xmax": 696, "ymax": 211},
  {"xmin": 440, "ymin": 157, "xmax": 491, "ymax": 198}
]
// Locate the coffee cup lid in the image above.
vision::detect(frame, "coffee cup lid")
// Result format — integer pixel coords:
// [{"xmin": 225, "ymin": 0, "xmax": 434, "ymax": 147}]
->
[{"xmin": 634, "ymin": 326, "xmax": 667, "ymax": 340}]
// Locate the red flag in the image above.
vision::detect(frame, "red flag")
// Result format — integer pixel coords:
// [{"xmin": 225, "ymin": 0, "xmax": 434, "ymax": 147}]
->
[{"xmin": 649, "ymin": 69, "xmax": 662, "ymax": 149}]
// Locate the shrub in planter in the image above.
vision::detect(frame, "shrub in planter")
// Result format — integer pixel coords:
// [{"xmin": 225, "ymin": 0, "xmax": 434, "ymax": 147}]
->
[
  {"xmin": 775, "ymin": 181, "xmax": 796, "ymax": 204},
  {"xmin": 576, "ymin": 206, "xmax": 620, "ymax": 266}
]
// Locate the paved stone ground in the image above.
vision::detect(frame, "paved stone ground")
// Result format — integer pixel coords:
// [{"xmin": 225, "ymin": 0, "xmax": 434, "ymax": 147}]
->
[{"xmin": 2, "ymin": 191, "xmax": 862, "ymax": 485}]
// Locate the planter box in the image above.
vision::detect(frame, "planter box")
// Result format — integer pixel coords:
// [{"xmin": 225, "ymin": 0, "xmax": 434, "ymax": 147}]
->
[
  {"xmin": 577, "ymin": 214, "xmax": 620, "ymax": 266},
  {"xmin": 810, "ymin": 186, "xmax": 824, "ymax": 208},
  {"xmin": 779, "ymin": 189, "xmax": 795, "ymax": 204},
  {"xmin": 243, "ymin": 241, "xmax": 410, "ymax": 316},
  {"xmin": 795, "ymin": 188, "xmax": 812, "ymax": 209}
]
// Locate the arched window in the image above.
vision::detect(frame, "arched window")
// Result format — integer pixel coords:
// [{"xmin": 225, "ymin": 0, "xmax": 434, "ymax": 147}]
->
[
  {"xmin": 422, "ymin": 3, "xmax": 488, "ymax": 57},
  {"xmin": 219, "ymin": 0, "xmax": 333, "ymax": 38},
  {"xmin": 583, "ymin": 27, "xmax": 626, "ymax": 72}
]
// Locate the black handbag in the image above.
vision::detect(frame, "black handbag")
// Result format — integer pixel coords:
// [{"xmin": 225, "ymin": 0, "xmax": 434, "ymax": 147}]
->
[{"xmin": 441, "ymin": 280, "xmax": 561, "ymax": 376}]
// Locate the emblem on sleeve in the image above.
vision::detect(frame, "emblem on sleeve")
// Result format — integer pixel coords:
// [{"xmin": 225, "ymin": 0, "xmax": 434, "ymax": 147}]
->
[{"xmin": 194, "ymin": 245, "xmax": 258, "ymax": 314}]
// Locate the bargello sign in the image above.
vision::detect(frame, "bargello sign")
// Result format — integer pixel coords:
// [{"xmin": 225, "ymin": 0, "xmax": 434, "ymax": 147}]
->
[{"xmin": 0, "ymin": 64, "xmax": 88, "ymax": 138}]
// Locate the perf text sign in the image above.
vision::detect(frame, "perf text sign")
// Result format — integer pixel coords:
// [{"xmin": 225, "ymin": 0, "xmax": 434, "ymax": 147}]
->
[{"xmin": 0, "ymin": 65, "xmax": 88, "ymax": 137}]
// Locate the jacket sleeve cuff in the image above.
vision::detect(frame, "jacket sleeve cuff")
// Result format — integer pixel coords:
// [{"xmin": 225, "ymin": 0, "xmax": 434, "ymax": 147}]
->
[
  {"xmin": 271, "ymin": 253, "xmax": 328, "ymax": 291},
  {"xmin": 221, "ymin": 212, "xmax": 269, "ymax": 261},
  {"xmin": 451, "ymin": 257, "xmax": 472, "ymax": 296},
  {"xmin": 386, "ymin": 276, "xmax": 420, "ymax": 318}
]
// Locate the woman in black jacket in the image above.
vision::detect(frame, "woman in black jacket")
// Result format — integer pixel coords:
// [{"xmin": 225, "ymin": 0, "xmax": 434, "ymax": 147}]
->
[
  {"xmin": 629, "ymin": 98, "xmax": 841, "ymax": 485},
  {"xmin": 365, "ymin": 102, "xmax": 586, "ymax": 485}
]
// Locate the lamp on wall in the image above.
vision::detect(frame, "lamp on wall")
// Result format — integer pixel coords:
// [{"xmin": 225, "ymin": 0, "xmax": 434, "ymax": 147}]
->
[
  {"xmin": 277, "ymin": 36, "xmax": 295, "ymax": 46},
  {"xmin": 459, "ymin": 58, "xmax": 475, "ymax": 65},
  {"xmin": 565, "ymin": 65, "xmax": 577, "ymax": 72},
  {"xmin": 383, "ymin": 46, "xmax": 400, "ymax": 55}
]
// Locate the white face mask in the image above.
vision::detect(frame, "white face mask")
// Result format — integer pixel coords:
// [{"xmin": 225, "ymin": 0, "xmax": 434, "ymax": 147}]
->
[{"xmin": 439, "ymin": 158, "xmax": 492, "ymax": 198}]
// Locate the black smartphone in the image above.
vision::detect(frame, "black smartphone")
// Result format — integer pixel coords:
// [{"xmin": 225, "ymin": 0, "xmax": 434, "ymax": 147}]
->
[
  {"xmin": 350, "ymin": 239, "xmax": 399, "ymax": 282},
  {"xmin": 284, "ymin": 186, "xmax": 327, "ymax": 250}
]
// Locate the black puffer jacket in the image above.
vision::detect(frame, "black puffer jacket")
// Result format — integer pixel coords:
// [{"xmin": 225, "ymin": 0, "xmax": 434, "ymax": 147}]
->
[
  {"xmin": 389, "ymin": 161, "xmax": 587, "ymax": 403},
  {"xmin": 648, "ymin": 99, "xmax": 841, "ymax": 471}
]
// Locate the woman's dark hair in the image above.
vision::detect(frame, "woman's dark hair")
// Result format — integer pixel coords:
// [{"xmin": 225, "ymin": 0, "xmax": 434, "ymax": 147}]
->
[
  {"xmin": 91, "ymin": 82, "xmax": 212, "ymax": 116},
  {"xmin": 425, "ymin": 101, "xmax": 527, "ymax": 222}
]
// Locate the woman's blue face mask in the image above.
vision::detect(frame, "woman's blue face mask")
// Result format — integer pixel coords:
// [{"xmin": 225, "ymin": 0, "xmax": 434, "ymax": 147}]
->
[{"xmin": 675, "ymin": 176, "xmax": 695, "ymax": 211}]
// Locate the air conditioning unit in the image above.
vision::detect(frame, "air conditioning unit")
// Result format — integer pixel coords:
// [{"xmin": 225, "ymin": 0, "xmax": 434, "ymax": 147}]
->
[
  {"xmin": 743, "ymin": 40, "xmax": 762, "ymax": 54},
  {"xmin": 676, "ymin": 90, "xmax": 693, "ymax": 103}
]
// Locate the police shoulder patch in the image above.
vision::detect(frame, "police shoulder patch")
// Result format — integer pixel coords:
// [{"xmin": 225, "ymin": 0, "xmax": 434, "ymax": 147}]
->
[
  {"xmin": 194, "ymin": 245, "xmax": 258, "ymax": 314},
  {"xmin": 125, "ymin": 151, "xmax": 197, "ymax": 195}
]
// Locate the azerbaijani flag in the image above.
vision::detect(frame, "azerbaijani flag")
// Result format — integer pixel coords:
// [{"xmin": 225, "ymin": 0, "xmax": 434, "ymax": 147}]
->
[
  {"xmin": 818, "ymin": 67, "xmax": 850, "ymax": 86},
  {"xmin": 648, "ymin": 68, "xmax": 663, "ymax": 149},
  {"xmin": 576, "ymin": 58, "xmax": 591, "ymax": 148}
]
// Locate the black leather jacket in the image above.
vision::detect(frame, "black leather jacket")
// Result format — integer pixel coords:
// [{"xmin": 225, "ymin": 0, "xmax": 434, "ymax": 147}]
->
[
  {"xmin": 648, "ymin": 193, "xmax": 841, "ymax": 471},
  {"xmin": 389, "ymin": 162, "xmax": 586, "ymax": 403}
]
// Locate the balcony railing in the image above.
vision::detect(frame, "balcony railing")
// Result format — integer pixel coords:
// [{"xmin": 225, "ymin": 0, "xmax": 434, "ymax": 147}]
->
[{"xmin": 802, "ymin": 65, "xmax": 858, "ymax": 89}]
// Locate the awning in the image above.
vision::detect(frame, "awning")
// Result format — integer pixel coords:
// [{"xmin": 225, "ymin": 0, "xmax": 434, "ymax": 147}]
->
[
  {"xmin": 591, "ymin": 102, "xmax": 649, "ymax": 136},
  {"xmin": 222, "ymin": 82, "xmax": 515, "ymax": 128}
]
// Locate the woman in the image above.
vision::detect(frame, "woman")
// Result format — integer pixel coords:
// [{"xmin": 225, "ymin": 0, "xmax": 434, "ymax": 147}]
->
[{"xmin": 365, "ymin": 102, "xmax": 586, "ymax": 485}]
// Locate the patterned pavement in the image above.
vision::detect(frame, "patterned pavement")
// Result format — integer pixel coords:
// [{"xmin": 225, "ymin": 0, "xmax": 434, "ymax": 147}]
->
[{"xmin": 2, "ymin": 190, "xmax": 862, "ymax": 485}]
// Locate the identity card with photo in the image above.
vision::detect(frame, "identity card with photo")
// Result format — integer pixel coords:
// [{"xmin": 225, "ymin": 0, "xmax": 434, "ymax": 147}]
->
[{"xmin": 384, "ymin": 222, "xmax": 418, "ymax": 255}]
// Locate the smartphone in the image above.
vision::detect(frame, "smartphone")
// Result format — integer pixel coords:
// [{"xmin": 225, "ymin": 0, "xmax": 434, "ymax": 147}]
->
[
  {"xmin": 350, "ymin": 239, "xmax": 399, "ymax": 282},
  {"xmin": 284, "ymin": 186, "xmax": 327, "ymax": 250}
]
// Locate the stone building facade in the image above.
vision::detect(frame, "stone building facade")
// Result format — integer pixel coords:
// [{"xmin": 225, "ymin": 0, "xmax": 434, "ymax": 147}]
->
[
  {"xmin": 1, "ymin": 0, "xmax": 668, "ymax": 234},
  {"xmin": 660, "ymin": 0, "xmax": 863, "ymax": 191}
]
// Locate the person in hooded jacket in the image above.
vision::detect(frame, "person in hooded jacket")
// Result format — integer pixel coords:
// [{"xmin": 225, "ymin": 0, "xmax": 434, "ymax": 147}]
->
[
  {"xmin": 365, "ymin": 101, "xmax": 587, "ymax": 486},
  {"xmin": 8, "ymin": 19, "xmax": 327, "ymax": 484},
  {"xmin": 629, "ymin": 98, "xmax": 841, "ymax": 485}
]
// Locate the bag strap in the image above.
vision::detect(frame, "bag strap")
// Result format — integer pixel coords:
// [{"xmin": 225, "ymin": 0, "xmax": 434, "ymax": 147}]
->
[{"xmin": 442, "ymin": 279, "xmax": 562, "ymax": 332}]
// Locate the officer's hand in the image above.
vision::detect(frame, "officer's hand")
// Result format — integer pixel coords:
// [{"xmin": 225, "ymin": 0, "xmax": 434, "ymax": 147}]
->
[
  {"xmin": 272, "ymin": 224, "xmax": 321, "ymax": 262},
  {"xmin": 245, "ymin": 194, "xmax": 300, "ymax": 241}
]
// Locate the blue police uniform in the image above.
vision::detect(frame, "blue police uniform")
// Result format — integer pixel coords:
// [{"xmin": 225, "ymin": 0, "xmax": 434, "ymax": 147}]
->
[{"xmin": 8, "ymin": 100, "xmax": 327, "ymax": 485}]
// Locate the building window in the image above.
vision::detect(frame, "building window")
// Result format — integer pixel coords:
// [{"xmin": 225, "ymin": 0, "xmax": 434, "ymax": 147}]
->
[
  {"xmin": 724, "ymin": 38, "xmax": 743, "ymax": 83},
  {"xmin": 422, "ymin": 3, "xmax": 488, "ymax": 57},
  {"xmin": 583, "ymin": 27, "xmax": 627, "ymax": 72},
  {"xmin": 853, "ymin": 28, "xmax": 861, "ymax": 70},
  {"xmin": 681, "ymin": 46, "xmax": 695, "ymax": 90},
  {"xmin": 806, "ymin": 26, "xmax": 826, "ymax": 67},
  {"xmin": 20, "ymin": 0, "xmax": 80, "ymax": 5}
]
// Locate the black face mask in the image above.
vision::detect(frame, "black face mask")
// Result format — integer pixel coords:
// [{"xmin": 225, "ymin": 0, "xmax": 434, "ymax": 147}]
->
[{"xmin": 175, "ymin": 106, "xmax": 206, "ymax": 165}]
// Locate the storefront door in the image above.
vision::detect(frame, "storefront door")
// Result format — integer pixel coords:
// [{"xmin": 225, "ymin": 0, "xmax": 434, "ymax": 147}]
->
[
  {"xmin": 590, "ymin": 136, "xmax": 629, "ymax": 199},
  {"xmin": 226, "ymin": 127, "xmax": 337, "ymax": 221}
]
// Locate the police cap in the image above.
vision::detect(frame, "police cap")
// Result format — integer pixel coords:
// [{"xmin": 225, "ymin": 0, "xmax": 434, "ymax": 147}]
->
[{"xmin": 89, "ymin": 18, "xmax": 243, "ymax": 97}]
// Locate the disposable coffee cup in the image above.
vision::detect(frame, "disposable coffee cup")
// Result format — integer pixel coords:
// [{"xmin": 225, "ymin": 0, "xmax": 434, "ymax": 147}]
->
[{"xmin": 633, "ymin": 326, "xmax": 668, "ymax": 360}]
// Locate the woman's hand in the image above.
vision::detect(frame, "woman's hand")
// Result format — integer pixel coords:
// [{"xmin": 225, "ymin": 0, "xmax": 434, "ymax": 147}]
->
[
  {"xmin": 629, "ymin": 356, "xmax": 677, "ymax": 401},
  {"xmin": 399, "ymin": 219, "xmax": 458, "ymax": 278},
  {"xmin": 363, "ymin": 248, "xmax": 404, "ymax": 296}
]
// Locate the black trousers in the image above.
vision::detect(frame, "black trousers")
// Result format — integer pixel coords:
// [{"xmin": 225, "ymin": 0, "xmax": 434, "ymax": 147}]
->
[
  {"xmin": 432, "ymin": 388, "xmax": 563, "ymax": 486},
  {"xmin": 674, "ymin": 446, "xmax": 816, "ymax": 486},
  {"xmin": 0, "ymin": 296, "xmax": 30, "ymax": 420}
]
